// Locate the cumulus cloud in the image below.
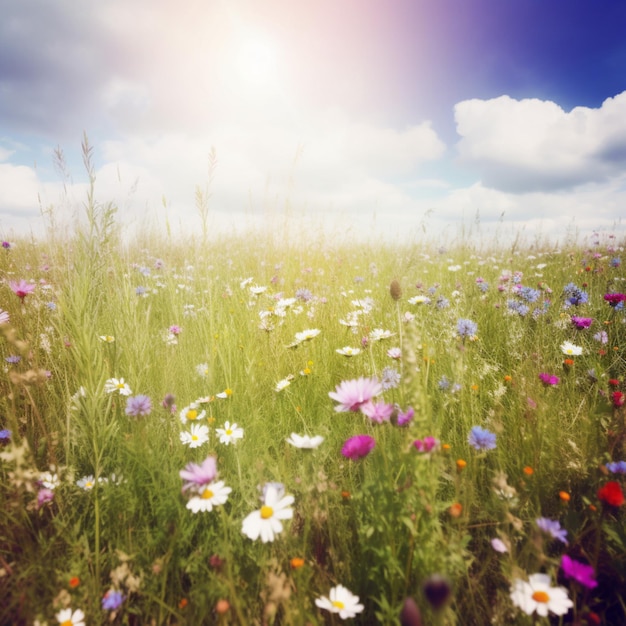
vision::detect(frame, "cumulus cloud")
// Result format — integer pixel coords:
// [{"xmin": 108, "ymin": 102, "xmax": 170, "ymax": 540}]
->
[{"xmin": 455, "ymin": 92, "xmax": 626, "ymax": 192}]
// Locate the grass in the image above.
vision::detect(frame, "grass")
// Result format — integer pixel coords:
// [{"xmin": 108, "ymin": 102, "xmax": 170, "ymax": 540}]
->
[{"xmin": 1, "ymin": 158, "xmax": 626, "ymax": 625}]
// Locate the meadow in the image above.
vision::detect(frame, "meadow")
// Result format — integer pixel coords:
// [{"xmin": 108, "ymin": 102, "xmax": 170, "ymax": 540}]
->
[{"xmin": 1, "ymin": 172, "xmax": 626, "ymax": 625}]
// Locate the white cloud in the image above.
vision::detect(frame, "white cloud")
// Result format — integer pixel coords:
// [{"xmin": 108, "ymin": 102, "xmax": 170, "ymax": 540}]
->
[{"xmin": 455, "ymin": 91, "xmax": 626, "ymax": 192}]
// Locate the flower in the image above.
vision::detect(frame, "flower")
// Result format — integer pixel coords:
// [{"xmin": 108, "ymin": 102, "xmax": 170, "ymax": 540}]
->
[
  {"xmin": 102, "ymin": 590, "xmax": 125, "ymax": 610},
  {"xmin": 598, "ymin": 480, "xmax": 625, "ymax": 506},
  {"xmin": 76, "ymin": 475, "xmax": 97, "ymax": 490},
  {"xmin": 315, "ymin": 585, "xmax": 364, "ymax": 620},
  {"xmin": 290, "ymin": 557, "xmax": 305, "ymax": 569},
  {"xmin": 196, "ymin": 363, "xmax": 210, "ymax": 378},
  {"xmin": 216, "ymin": 421, "xmax": 244, "ymax": 445},
  {"xmin": 604, "ymin": 292, "xmax": 626, "ymax": 307},
  {"xmin": 536, "ymin": 517, "xmax": 568, "ymax": 544},
  {"xmin": 510, "ymin": 573, "xmax": 573, "ymax": 617},
  {"xmin": 125, "ymin": 394, "xmax": 152, "ymax": 417},
  {"xmin": 561, "ymin": 555, "xmax": 598, "ymax": 589},
  {"xmin": 286, "ymin": 433, "xmax": 324, "ymax": 449},
  {"xmin": 396, "ymin": 406, "xmax": 415, "ymax": 426},
  {"xmin": 179, "ymin": 456, "xmax": 217, "ymax": 491},
  {"xmin": 241, "ymin": 483, "xmax": 294, "ymax": 543},
  {"xmin": 539, "ymin": 373, "xmax": 560, "ymax": 386},
  {"xmin": 386, "ymin": 347, "xmax": 402, "ymax": 359},
  {"xmin": 413, "ymin": 436, "xmax": 439, "ymax": 453},
  {"xmin": 294, "ymin": 328, "xmax": 321, "ymax": 343},
  {"xmin": 468, "ymin": 426, "xmax": 496, "ymax": 451},
  {"xmin": 408, "ymin": 295, "xmax": 431, "ymax": 305},
  {"xmin": 341, "ymin": 434, "xmax": 375, "ymax": 460},
  {"xmin": 612, "ymin": 391, "xmax": 625, "ymax": 408},
  {"xmin": 186, "ymin": 480, "xmax": 232, "ymax": 513},
  {"xmin": 457, "ymin": 318, "xmax": 478, "ymax": 340},
  {"xmin": 369, "ymin": 328, "xmax": 394, "ymax": 342},
  {"xmin": 606, "ymin": 460, "xmax": 626, "ymax": 474},
  {"xmin": 571, "ymin": 316, "xmax": 593, "ymax": 329},
  {"xmin": 56, "ymin": 608, "xmax": 86, "ymax": 626},
  {"xmin": 180, "ymin": 424, "xmax": 210, "ymax": 448},
  {"xmin": 491, "ymin": 538, "xmax": 509, "ymax": 553},
  {"xmin": 329, "ymin": 377, "xmax": 382, "ymax": 412},
  {"xmin": 336, "ymin": 346, "xmax": 361, "ymax": 356},
  {"xmin": 275, "ymin": 377, "xmax": 293, "ymax": 392},
  {"xmin": 560, "ymin": 341, "xmax": 583, "ymax": 356},
  {"xmin": 179, "ymin": 404, "xmax": 206, "ymax": 424},
  {"xmin": 9, "ymin": 279, "xmax": 35, "ymax": 301},
  {"xmin": 0, "ymin": 309, "xmax": 10, "ymax": 325},
  {"xmin": 361, "ymin": 400, "xmax": 394, "ymax": 423},
  {"xmin": 37, "ymin": 488, "xmax": 55, "ymax": 508},
  {"xmin": 380, "ymin": 366, "xmax": 401, "ymax": 390},
  {"xmin": 104, "ymin": 378, "xmax": 133, "ymax": 396}
]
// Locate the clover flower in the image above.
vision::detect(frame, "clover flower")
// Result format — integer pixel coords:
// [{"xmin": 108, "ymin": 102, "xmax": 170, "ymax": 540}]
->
[
  {"xmin": 315, "ymin": 585, "xmax": 364, "ymax": 620},
  {"xmin": 241, "ymin": 483, "xmax": 294, "ymax": 543},
  {"xmin": 510, "ymin": 573, "xmax": 573, "ymax": 617}
]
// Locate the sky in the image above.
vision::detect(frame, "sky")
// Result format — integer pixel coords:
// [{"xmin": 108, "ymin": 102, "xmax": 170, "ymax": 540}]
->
[{"xmin": 2, "ymin": 0, "xmax": 626, "ymax": 245}]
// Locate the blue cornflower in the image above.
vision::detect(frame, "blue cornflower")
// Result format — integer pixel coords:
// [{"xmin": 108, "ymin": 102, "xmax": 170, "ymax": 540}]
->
[
  {"xmin": 606, "ymin": 461, "xmax": 626, "ymax": 474},
  {"xmin": 102, "ymin": 589, "xmax": 125, "ymax": 610},
  {"xmin": 436, "ymin": 296, "xmax": 450, "ymax": 309},
  {"xmin": 381, "ymin": 367, "xmax": 401, "ymax": 391},
  {"xmin": 477, "ymin": 282, "xmax": 489, "ymax": 293},
  {"xmin": 438, "ymin": 376, "xmax": 450, "ymax": 391},
  {"xmin": 295, "ymin": 288, "xmax": 313, "ymax": 302},
  {"xmin": 518, "ymin": 286, "xmax": 540, "ymax": 303},
  {"xmin": 468, "ymin": 426, "xmax": 496, "ymax": 451},
  {"xmin": 611, "ymin": 257, "xmax": 621, "ymax": 268},
  {"xmin": 536, "ymin": 517, "xmax": 568, "ymax": 544},
  {"xmin": 507, "ymin": 299, "xmax": 529, "ymax": 316},
  {"xmin": 563, "ymin": 283, "xmax": 588, "ymax": 307},
  {"xmin": 457, "ymin": 318, "xmax": 478, "ymax": 340},
  {"xmin": 125, "ymin": 394, "xmax": 152, "ymax": 417},
  {"xmin": 0, "ymin": 429, "xmax": 12, "ymax": 441}
]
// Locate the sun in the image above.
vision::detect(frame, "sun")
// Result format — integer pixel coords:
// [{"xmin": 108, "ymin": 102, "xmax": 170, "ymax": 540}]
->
[{"xmin": 236, "ymin": 37, "xmax": 278, "ymax": 86}]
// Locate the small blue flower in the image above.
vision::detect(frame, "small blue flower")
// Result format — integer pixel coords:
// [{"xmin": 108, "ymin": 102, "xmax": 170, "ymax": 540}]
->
[
  {"xmin": 5, "ymin": 355, "xmax": 21, "ymax": 364},
  {"xmin": 102, "ymin": 589, "xmax": 125, "ymax": 610},
  {"xmin": 606, "ymin": 461, "xmax": 626, "ymax": 474},
  {"xmin": 468, "ymin": 426, "xmax": 496, "ymax": 451},
  {"xmin": 536, "ymin": 517, "xmax": 568, "ymax": 544},
  {"xmin": 0, "ymin": 428, "xmax": 12, "ymax": 441},
  {"xmin": 457, "ymin": 318, "xmax": 478, "ymax": 339},
  {"xmin": 125, "ymin": 394, "xmax": 152, "ymax": 417}
]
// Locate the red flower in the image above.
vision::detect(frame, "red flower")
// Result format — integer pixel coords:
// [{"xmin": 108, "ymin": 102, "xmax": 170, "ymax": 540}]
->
[
  {"xmin": 612, "ymin": 391, "xmax": 625, "ymax": 408},
  {"xmin": 598, "ymin": 481, "xmax": 625, "ymax": 507},
  {"xmin": 609, "ymin": 379, "xmax": 620, "ymax": 387}
]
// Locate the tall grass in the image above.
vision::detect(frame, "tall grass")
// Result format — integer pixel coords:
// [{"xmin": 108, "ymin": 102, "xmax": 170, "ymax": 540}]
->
[{"xmin": 1, "ymin": 164, "xmax": 625, "ymax": 624}]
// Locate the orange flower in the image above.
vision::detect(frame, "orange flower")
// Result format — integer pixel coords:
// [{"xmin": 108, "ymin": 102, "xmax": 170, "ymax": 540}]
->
[
  {"xmin": 456, "ymin": 459, "xmax": 467, "ymax": 471},
  {"xmin": 290, "ymin": 557, "xmax": 305, "ymax": 569},
  {"xmin": 559, "ymin": 491, "xmax": 571, "ymax": 502},
  {"xmin": 178, "ymin": 598, "xmax": 188, "ymax": 609},
  {"xmin": 503, "ymin": 375, "xmax": 512, "ymax": 383},
  {"xmin": 215, "ymin": 599, "xmax": 230, "ymax": 614},
  {"xmin": 441, "ymin": 443, "xmax": 451, "ymax": 451},
  {"xmin": 341, "ymin": 490, "xmax": 351, "ymax": 500},
  {"xmin": 68, "ymin": 576, "xmax": 80, "ymax": 589},
  {"xmin": 563, "ymin": 358, "xmax": 575, "ymax": 367},
  {"xmin": 449, "ymin": 503, "xmax": 463, "ymax": 518},
  {"xmin": 523, "ymin": 466, "xmax": 534, "ymax": 476}
]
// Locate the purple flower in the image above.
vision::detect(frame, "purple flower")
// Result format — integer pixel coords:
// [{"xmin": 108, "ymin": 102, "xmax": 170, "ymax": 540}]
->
[
  {"xmin": 125, "ymin": 394, "xmax": 152, "ymax": 417},
  {"xmin": 468, "ymin": 426, "xmax": 496, "ymax": 451},
  {"xmin": 9, "ymin": 279, "xmax": 35, "ymax": 301},
  {"xmin": 536, "ymin": 517, "xmax": 568, "ymax": 544},
  {"xmin": 329, "ymin": 377, "xmax": 382, "ymax": 412},
  {"xmin": 5, "ymin": 355, "xmax": 21, "ymax": 364},
  {"xmin": 593, "ymin": 330, "xmax": 608, "ymax": 344},
  {"xmin": 179, "ymin": 456, "xmax": 217, "ymax": 491},
  {"xmin": 0, "ymin": 429, "xmax": 12, "ymax": 441},
  {"xmin": 168, "ymin": 325, "xmax": 182, "ymax": 335},
  {"xmin": 161, "ymin": 393, "xmax": 176, "ymax": 413},
  {"xmin": 102, "ymin": 589, "xmax": 125, "ymax": 610},
  {"xmin": 295, "ymin": 288, "xmax": 313, "ymax": 302},
  {"xmin": 341, "ymin": 435, "xmax": 375, "ymax": 460},
  {"xmin": 604, "ymin": 293, "xmax": 626, "ymax": 307},
  {"xmin": 396, "ymin": 406, "xmax": 415, "ymax": 426},
  {"xmin": 538, "ymin": 373, "xmax": 560, "ymax": 386},
  {"xmin": 571, "ymin": 316, "xmax": 593, "ymax": 329},
  {"xmin": 380, "ymin": 366, "xmax": 401, "ymax": 390},
  {"xmin": 37, "ymin": 488, "xmax": 55, "ymax": 508},
  {"xmin": 560, "ymin": 555, "xmax": 597, "ymax": 589},
  {"xmin": 361, "ymin": 401, "xmax": 394, "ymax": 424},
  {"xmin": 606, "ymin": 460, "xmax": 626, "ymax": 474},
  {"xmin": 413, "ymin": 436, "xmax": 439, "ymax": 453},
  {"xmin": 2, "ymin": 241, "xmax": 11, "ymax": 249},
  {"xmin": 457, "ymin": 318, "xmax": 478, "ymax": 339}
]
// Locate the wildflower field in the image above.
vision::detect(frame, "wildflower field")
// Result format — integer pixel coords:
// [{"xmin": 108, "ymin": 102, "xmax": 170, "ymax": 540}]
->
[{"xmin": 2, "ymin": 196, "xmax": 626, "ymax": 624}]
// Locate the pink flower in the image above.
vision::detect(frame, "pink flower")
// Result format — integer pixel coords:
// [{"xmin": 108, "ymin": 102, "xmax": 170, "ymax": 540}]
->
[
  {"xmin": 539, "ymin": 373, "xmax": 560, "ymax": 386},
  {"xmin": 329, "ymin": 377, "xmax": 382, "ymax": 412},
  {"xmin": 341, "ymin": 435, "xmax": 375, "ymax": 460},
  {"xmin": 179, "ymin": 456, "xmax": 217, "ymax": 491},
  {"xmin": 9, "ymin": 280, "xmax": 35, "ymax": 301},
  {"xmin": 361, "ymin": 401, "xmax": 394, "ymax": 423},
  {"xmin": 413, "ymin": 436, "xmax": 439, "ymax": 452},
  {"xmin": 560, "ymin": 555, "xmax": 597, "ymax": 589}
]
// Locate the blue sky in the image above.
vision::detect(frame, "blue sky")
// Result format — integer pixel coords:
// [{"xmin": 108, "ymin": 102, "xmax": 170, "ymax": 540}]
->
[{"xmin": 1, "ymin": 0, "xmax": 626, "ymax": 244}]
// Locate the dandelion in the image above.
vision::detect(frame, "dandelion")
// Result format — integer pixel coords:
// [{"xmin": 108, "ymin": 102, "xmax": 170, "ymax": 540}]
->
[
  {"xmin": 9, "ymin": 279, "xmax": 35, "ymax": 301},
  {"xmin": 104, "ymin": 378, "xmax": 133, "ymax": 396},
  {"xmin": 125, "ymin": 394, "xmax": 152, "ymax": 417},
  {"xmin": 180, "ymin": 424, "xmax": 210, "ymax": 448},
  {"xmin": 536, "ymin": 517, "xmax": 568, "ymax": 544},
  {"xmin": 560, "ymin": 341, "xmax": 583, "ymax": 356},
  {"xmin": 102, "ymin": 590, "xmax": 125, "ymax": 611},
  {"xmin": 468, "ymin": 426, "xmax": 496, "ymax": 451},
  {"xmin": 186, "ymin": 480, "xmax": 232, "ymax": 513},
  {"xmin": 179, "ymin": 404, "xmax": 206, "ymax": 424},
  {"xmin": 510, "ymin": 573, "xmax": 573, "ymax": 617},
  {"xmin": 216, "ymin": 421, "xmax": 244, "ymax": 445},
  {"xmin": 315, "ymin": 585, "xmax": 364, "ymax": 620},
  {"xmin": 329, "ymin": 377, "xmax": 382, "ymax": 412},
  {"xmin": 180, "ymin": 456, "xmax": 217, "ymax": 491},
  {"xmin": 341, "ymin": 434, "xmax": 375, "ymax": 460},
  {"xmin": 286, "ymin": 433, "xmax": 324, "ymax": 449},
  {"xmin": 560, "ymin": 555, "xmax": 598, "ymax": 589},
  {"xmin": 336, "ymin": 346, "xmax": 361, "ymax": 356},
  {"xmin": 241, "ymin": 483, "xmax": 294, "ymax": 543},
  {"xmin": 55, "ymin": 608, "xmax": 86, "ymax": 626}
]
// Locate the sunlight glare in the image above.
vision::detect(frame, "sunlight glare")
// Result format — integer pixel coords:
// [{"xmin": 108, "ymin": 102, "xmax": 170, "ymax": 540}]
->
[{"xmin": 236, "ymin": 37, "xmax": 278, "ymax": 86}]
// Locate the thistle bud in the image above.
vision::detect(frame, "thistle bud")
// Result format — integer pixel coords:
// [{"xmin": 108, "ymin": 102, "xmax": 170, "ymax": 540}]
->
[{"xmin": 390, "ymin": 279, "xmax": 402, "ymax": 301}]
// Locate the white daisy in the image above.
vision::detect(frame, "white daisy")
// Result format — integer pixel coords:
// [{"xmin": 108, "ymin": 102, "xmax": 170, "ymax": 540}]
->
[
  {"xmin": 179, "ymin": 404, "xmax": 207, "ymax": 424},
  {"xmin": 286, "ymin": 433, "xmax": 324, "ymax": 449},
  {"xmin": 407, "ymin": 295, "xmax": 431, "ymax": 305},
  {"xmin": 561, "ymin": 341, "xmax": 583, "ymax": 356},
  {"xmin": 56, "ymin": 607, "xmax": 86, "ymax": 626},
  {"xmin": 315, "ymin": 585, "xmax": 364, "ymax": 620},
  {"xmin": 39, "ymin": 471, "xmax": 60, "ymax": 490},
  {"xmin": 76, "ymin": 475, "xmax": 98, "ymax": 490},
  {"xmin": 336, "ymin": 346, "xmax": 361, "ymax": 356},
  {"xmin": 369, "ymin": 328, "xmax": 394, "ymax": 342},
  {"xmin": 241, "ymin": 483, "xmax": 294, "ymax": 543},
  {"xmin": 510, "ymin": 573, "xmax": 573, "ymax": 617},
  {"xmin": 186, "ymin": 481, "xmax": 232, "ymax": 513},
  {"xmin": 180, "ymin": 424, "xmax": 210, "ymax": 448},
  {"xmin": 216, "ymin": 421, "xmax": 244, "ymax": 445},
  {"xmin": 104, "ymin": 377, "xmax": 133, "ymax": 396},
  {"xmin": 275, "ymin": 376, "xmax": 294, "ymax": 392},
  {"xmin": 294, "ymin": 328, "xmax": 321, "ymax": 343}
]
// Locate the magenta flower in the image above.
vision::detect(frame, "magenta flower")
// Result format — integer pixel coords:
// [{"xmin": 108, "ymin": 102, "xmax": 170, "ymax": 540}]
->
[
  {"xmin": 9, "ymin": 280, "xmax": 35, "ymax": 301},
  {"xmin": 341, "ymin": 435, "xmax": 375, "ymax": 460},
  {"xmin": 329, "ymin": 377, "xmax": 382, "ymax": 412},
  {"xmin": 396, "ymin": 406, "xmax": 415, "ymax": 426},
  {"xmin": 413, "ymin": 436, "xmax": 439, "ymax": 452},
  {"xmin": 604, "ymin": 293, "xmax": 626, "ymax": 307},
  {"xmin": 361, "ymin": 401, "xmax": 394, "ymax": 423},
  {"xmin": 179, "ymin": 456, "xmax": 217, "ymax": 491},
  {"xmin": 571, "ymin": 316, "xmax": 593, "ymax": 329},
  {"xmin": 560, "ymin": 555, "xmax": 597, "ymax": 589},
  {"xmin": 538, "ymin": 373, "xmax": 560, "ymax": 386}
]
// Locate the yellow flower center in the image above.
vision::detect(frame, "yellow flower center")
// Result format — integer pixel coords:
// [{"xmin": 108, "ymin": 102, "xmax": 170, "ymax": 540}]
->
[
  {"xmin": 532, "ymin": 591, "xmax": 550, "ymax": 604},
  {"xmin": 201, "ymin": 488, "xmax": 214, "ymax": 499},
  {"xmin": 260, "ymin": 505, "xmax": 273, "ymax": 519},
  {"xmin": 116, "ymin": 383, "xmax": 125, "ymax": 389},
  {"xmin": 85, "ymin": 481, "xmax": 93, "ymax": 488},
  {"xmin": 332, "ymin": 600, "xmax": 345, "ymax": 610},
  {"xmin": 191, "ymin": 435, "xmax": 198, "ymax": 441},
  {"xmin": 187, "ymin": 409, "xmax": 198, "ymax": 420},
  {"xmin": 226, "ymin": 429, "xmax": 232, "ymax": 436},
  {"xmin": 224, "ymin": 388, "xmax": 233, "ymax": 396},
  {"xmin": 61, "ymin": 621, "xmax": 73, "ymax": 626}
]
